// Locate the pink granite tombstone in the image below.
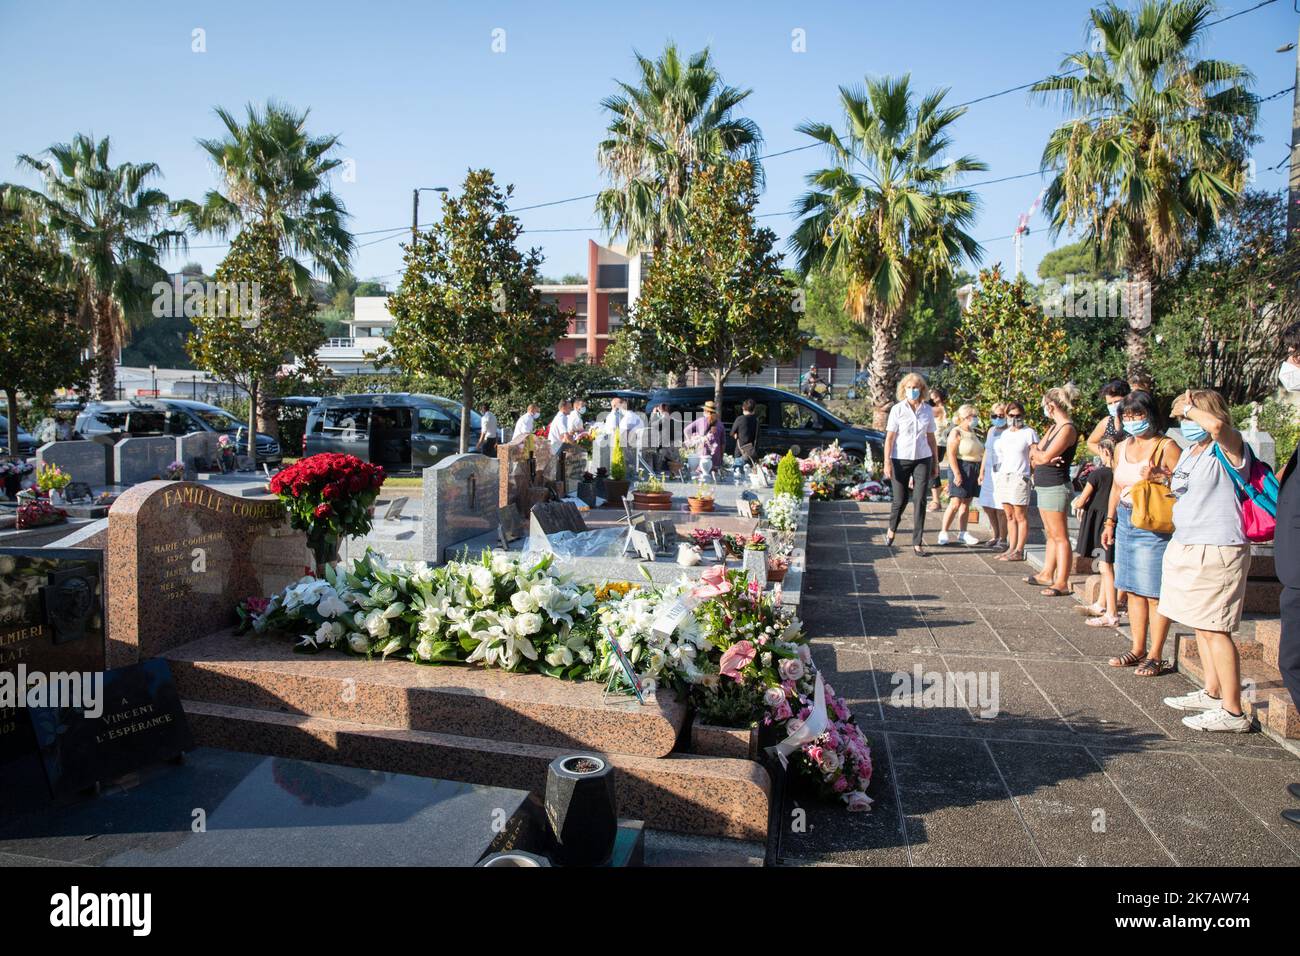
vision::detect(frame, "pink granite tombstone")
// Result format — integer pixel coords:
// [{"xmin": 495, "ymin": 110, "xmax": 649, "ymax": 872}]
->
[{"xmin": 105, "ymin": 481, "xmax": 310, "ymax": 667}]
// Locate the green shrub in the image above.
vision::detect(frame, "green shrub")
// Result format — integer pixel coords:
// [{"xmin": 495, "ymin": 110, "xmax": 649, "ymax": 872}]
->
[
  {"xmin": 773, "ymin": 451, "xmax": 804, "ymax": 499},
  {"xmin": 1233, "ymin": 399, "xmax": 1300, "ymax": 465},
  {"xmin": 609, "ymin": 429, "xmax": 626, "ymax": 481}
]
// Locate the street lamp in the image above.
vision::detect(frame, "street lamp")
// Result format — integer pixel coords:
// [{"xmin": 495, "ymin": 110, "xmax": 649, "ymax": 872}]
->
[
  {"xmin": 149, "ymin": 364, "xmax": 157, "ymax": 397},
  {"xmin": 412, "ymin": 186, "xmax": 449, "ymax": 241}
]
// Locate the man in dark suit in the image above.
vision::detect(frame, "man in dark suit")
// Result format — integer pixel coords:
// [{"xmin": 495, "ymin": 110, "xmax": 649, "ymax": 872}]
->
[{"xmin": 1273, "ymin": 322, "xmax": 1300, "ymax": 829}]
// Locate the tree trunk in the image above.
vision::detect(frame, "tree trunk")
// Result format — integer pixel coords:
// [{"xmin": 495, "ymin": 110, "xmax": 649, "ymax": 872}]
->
[
  {"xmin": 256, "ymin": 388, "xmax": 280, "ymax": 442},
  {"xmin": 94, "ymin": 295, "xmax": 117, "ymax": 400},
  {"xmin": 868, "ymin": 310, "xmax": 902, "ymax": 430},
  {"xmin": 713, "ymin": 370, "xmax": 725, "ymax": 425},
  {"xmin": 4, "ymin": 390, "xmax": 19, "ymax": 459},
  {"xmin": 1125, "ymin": 254, "xmax": 1156, "ymax": 383},
  {"xmin": 460, "ymin": 371, "xmax": 474, "ymax": 455},
  {"xmin": 247, "ymin": 380, "xmax": 259, "ymax": 467}
]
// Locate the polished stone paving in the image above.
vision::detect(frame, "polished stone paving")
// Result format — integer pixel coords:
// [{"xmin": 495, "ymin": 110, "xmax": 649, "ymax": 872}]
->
[{"xmin": 778, "ymin": 501, "xmax": 1300, "ymax": 867}]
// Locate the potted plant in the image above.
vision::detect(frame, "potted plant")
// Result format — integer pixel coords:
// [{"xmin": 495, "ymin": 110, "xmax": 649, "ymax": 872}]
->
[
  {"xmin": 604, "ymin": 431, "xmax": 630, "ymax": 507},
  {"xmin": 163, "ymin": 460, "xmax": 186, "ymax": 481},
  {"xmin": 632, "ymin": 473, "xmax": 672, "ymax": 511},
  {"xmin": 742, "ymin": 532, "xmax": 768, "ymax": 587},
  {"xmin": 36, "ymin": 462, "xmax": 71, "ymax": 506},
  {"xmin": 767, "ymin": 552, "xmax": 789, "ymax": 584},
  {"xmin": 720, "ymin": 532, "xmax": 745, "ymax": 561},
  {"xmin": 268, "ymin": 452, "xmax": 386, "ymax": 575},
  {"xmin": 687, "ymin": 480, "xmax": 714, "ymax": 513}
]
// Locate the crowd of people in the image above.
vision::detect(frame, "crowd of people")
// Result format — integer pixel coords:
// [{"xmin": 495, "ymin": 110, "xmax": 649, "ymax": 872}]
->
[{"xmin": 881, "ymin": 361, "xmax": 1296, "ymax": 749}]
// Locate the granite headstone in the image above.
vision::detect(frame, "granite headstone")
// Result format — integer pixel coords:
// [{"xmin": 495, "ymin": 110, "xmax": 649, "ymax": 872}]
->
[
  {"xmin": 176, "ymin": 431, "xmax": 223, "ymax": 478},
  {"xmin": 36, "ymin": 441, "xmax": 108, "ymax": 491},
  {"xmin": 422, "ymin": 453, "xmax": 501, "ymax": 564},
  {"xmin": 114, "ymin": 436, "xmax": 178, "ymax": 486},
  {"xmin": 105, "ymin": 481, "xmax": 311, "ymax": 667}
]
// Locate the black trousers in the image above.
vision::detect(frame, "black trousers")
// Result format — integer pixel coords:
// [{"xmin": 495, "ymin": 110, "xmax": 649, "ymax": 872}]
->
[
  {"xmin": 1280, "ymin": 586, "xmax": 1300, "ymax": 714},
  {"xmin": 889, "ymin": 457, "xmax": 933, "ymax": 546}
]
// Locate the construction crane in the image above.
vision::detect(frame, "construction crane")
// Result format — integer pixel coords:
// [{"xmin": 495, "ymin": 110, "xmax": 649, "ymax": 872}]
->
[{"xmin": 1012, "ymin": 185, "xmax": 1048, "ymax": 278}]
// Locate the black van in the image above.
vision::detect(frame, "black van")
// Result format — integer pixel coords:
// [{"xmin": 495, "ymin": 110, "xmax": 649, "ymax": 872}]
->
[
  {"xmin": 304, "ymin": 394, "xmax": 481, "ymax": 471},
  {"xmin": 644, "ymin": 384, "xmax": 883, "ymax": 463}
]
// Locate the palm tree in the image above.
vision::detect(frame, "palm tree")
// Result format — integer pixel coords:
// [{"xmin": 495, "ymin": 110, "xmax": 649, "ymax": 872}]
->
[
  {"xmin": 596, "ymin": 43, "xmax": 763, "ymax": 252},
  {"xmin": 791, "ymin": 76, "xmax": 985, "ymax": 428},
  {"xmin": 180, "ymin": 100, "xmax": 354, "ymax": 295},
  {"xmin": 1032, "ymin": 0, "xmax": 1256, "ymax": 377},
  {"xmin": 2, "ymin": 134, "xmax": 183, "ymax": 398}
]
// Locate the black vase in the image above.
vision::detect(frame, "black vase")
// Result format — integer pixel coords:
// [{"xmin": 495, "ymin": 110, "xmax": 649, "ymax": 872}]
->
[
  {"xmin": 544, "ymin": 754, "xmax": 617, "ymax": 866},
  {"xmin": 3, "ymin": 474, "xmax": 19, "ymax": 500}
]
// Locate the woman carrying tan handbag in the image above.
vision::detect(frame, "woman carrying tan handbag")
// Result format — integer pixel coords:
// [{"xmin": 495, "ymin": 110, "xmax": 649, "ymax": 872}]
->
[{"xmin": 1100, "ymin": 390, "xmax": 1182, "ymax": 677}]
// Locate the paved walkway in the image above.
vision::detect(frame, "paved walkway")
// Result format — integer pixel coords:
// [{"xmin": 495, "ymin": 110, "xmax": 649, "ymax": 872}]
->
[{"xmin": 779, "ymin": 500, "xmax": 1300, "ymax": 866}]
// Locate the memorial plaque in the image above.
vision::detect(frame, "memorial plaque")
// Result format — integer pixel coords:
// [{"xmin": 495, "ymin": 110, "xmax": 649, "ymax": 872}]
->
[
  {"xmin": 64, "ymin": 482, "xmax": 94, "ymax": 504},
  {"xmin": 650, "ymin": 520, "xmax": 679, "ymax": 554},
  {"xmin": 105, "ymin": 481, "xmax": 310, "ymax": 667},
  {"xmin": 383, "ymin": 496, "xmax": 409, "ymax": 522},
  {"xmin": 629, "ymin": 529, "xmax": 656, "ymax": 561},
  {"xmin": 423, "ymin": 454, "xmax": 501, "ymax": 564},
  {"xmin": 575, "ymin": 481, "xmax": 597, "ymax": 508},
  {"xmin": 0, "ymin": 548, "xmax": 106, "ymax": 812},
  {"xmin": 30, "ymin": 658, "xmax": 193, "ymax": 799},
  {"xmin": 497, "ymin": 506, "xmax": 525, "ymax": 544}
]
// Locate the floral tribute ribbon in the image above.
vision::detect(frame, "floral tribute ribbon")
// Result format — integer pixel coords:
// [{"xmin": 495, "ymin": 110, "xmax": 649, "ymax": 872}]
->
[{"xmin": 773, "ymin": 671, "xmax": 828, "ymax": 770}]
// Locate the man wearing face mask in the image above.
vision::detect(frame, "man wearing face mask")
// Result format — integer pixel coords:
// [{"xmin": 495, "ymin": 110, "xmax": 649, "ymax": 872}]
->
[{"xmin": 1272, "ymin": 323, "xmax": 1300, "ymax": 828}]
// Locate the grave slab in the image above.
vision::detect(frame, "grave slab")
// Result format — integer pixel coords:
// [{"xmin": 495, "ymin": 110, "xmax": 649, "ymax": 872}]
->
[
  {"xmin": 113, "ymin": 436, "xmax": 178, "ymax": 486},
  {"xmin": 423, "ymin": 453, "xmax": 500, "ymax": 563},
  {"xmin": 35, "ymin": 441, "xmax": 108, "ymax": 491}
]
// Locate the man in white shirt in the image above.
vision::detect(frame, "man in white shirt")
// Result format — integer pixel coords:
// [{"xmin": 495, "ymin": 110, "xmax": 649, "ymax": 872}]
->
[
  {"xmin": 604, "ymin": 397, "xmax": 643, "ymax": 444},
  {"xmin": 883, "ymin": 377, "xmax": 939, "ymax": 553},
  {"xmin": 566, "ymin": 397, "xmax": 587, "ymax": 437},
  {"xmin": 476, "ymin": 402, "xmax": 500, "ymax": 456},
  {"xmin": 511, "ymin": 403, "xmax": 540, "ymax": 442},
  {"xmin": 548, "ymin": 400, "xmax": 573, "ymax": 452}
]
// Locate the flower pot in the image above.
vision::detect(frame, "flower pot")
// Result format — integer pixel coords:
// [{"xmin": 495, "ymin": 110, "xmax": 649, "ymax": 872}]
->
[
  {"xmin": 544, "ymin": 754, "xmax": 618, "ymax": 866},
  {"xmin": 687, "ymin": 496, "xmax": 714, "ymax": 513},
  {"xmin": 766, "ymin": 564, "xmax": 788, "ymax": 584},
  {"xmin": 632, "ymin": 490, "xmax": 673, "ymax": 511},
  {"xmin": 48, "ymin": 489, "xmax": 65, "ymax": 507},
  {"xmin": 742, "ymin": 548, "xmax": 768, "ymax": 587},
  {"xmin": 478, "ymin": 851, "xmax": 551, "ymax": 867},
  {"xmin": 603, "ymin": 479, "xmax": 629, "ymax": 508}
]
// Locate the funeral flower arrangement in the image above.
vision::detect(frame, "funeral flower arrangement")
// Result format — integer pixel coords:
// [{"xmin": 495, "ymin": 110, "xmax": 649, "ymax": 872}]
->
[
  {"xmin": 239, "ymin": 553, "xmax": 874, "ymax": 811},
  {"xmin": 268, "ymin": 453, "xmax": 386, "ymax": 567},
  {"xmin": 763, "ymin": 493, "xmax": 800, "ymax": 534}
]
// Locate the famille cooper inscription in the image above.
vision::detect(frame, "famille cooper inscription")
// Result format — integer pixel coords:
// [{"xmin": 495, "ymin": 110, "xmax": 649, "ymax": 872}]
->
[{"xmin": 106, "ymin": 481, "xmax": 310, "ymax": 667}]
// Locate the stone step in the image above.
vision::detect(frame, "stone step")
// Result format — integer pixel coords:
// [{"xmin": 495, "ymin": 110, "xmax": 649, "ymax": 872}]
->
[
  {"xmin": 1178, "ymin": 631, "xmax": 1264, "ymax": 661},
  {"xmin": 182, "ymin": 699, "xmax": 771, "ymax": 841},
  {"xmin": 1255, "ymin": 618, "xmax": 1281, "ymax": 668},
  {"xmin": 1244, "ymin": 578, "xmax": 1282, "ymax": 614},
  {"xmin": 166, "ymin": 629, "xmax": 686, "ymax": 759}
]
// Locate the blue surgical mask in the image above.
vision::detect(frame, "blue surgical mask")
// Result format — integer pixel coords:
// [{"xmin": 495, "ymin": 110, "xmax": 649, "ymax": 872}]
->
[
  {"xmin": 991, "ymin": 417, "xmax": 1007, "ymax": 428},
  {"xmin": 1179, "ymin": 420, "xmax": 1207, "ymax": 444},
  {"xmin": 1106, "ymin": 401, "xmax": 1121, "ymax": 417},
  {"xmin": 1122, "ymin": 419, "xmax": 1150, "ymax": 437},
  {"xmin": 907, "ymin": 388, "xmax": 921, "ymax": 401}
]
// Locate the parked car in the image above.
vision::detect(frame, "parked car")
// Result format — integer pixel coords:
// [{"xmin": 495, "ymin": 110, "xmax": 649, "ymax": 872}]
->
[
  {"xmin": 643, "ymin": 384, "xmax": 883, "ymax": 463},
  {"xmin": 0, "ymin": 416, "xmax": 36, "ymax": 456},
  {"xmin": 304, "ymin": 393, "xmax": 482, "ymax": 471},
  {"xmin": 74, "ymin": 399, "xmax": 283, "ymax": 464}
]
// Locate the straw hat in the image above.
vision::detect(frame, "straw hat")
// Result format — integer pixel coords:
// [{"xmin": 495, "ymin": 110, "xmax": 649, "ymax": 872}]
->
[{"xmin": 702, "ymin": 401, "xmax": 718, "ymax": 414}]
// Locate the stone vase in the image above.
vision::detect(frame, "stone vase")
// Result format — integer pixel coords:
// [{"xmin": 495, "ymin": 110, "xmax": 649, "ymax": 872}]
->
[
  {"xmin": 544, "ymin": 754, "xmax": 617, "ymax": 866},
  {"xmin": 742, "ymin": 548, "xmax": 768, "ymax": 587}
]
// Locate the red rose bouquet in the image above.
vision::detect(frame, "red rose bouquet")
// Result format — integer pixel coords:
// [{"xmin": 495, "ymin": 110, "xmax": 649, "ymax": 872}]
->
[{"xmin": 269, "ymin": 453, "xmax": 385, "ymax": 573}]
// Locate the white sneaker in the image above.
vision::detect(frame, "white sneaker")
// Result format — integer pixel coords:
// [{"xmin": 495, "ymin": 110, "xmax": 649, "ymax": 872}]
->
[
  {"xmin": 960, "ymin": 532, "xmax": 980, "ymax": 547},
  {"xmin": 1181, "ymin": 708, "xmax": 1252, "ymax": 733},
  {"xmin": 936, "ymin": 531, "xmax": 951, "ymax": 546},
  {"xmin": 1163, "ymin": 688, "xmax": 1219, "ymax": 712}
]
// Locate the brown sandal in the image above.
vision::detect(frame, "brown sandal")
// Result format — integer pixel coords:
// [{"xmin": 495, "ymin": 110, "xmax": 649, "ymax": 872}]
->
[
  {"xmin": 1134, "ymin": 658, "xmax": 1167, "ymax": 677},
  {"xmin": 1109, "ymin": 651, "xmax": 1144, "ymax": 668}
]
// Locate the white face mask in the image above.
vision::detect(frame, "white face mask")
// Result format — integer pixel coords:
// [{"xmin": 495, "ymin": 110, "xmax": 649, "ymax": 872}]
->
[
  {"xmin": 1106, "ymin": 401, "xmax": 1121, "ymax": 417},
  {"xmin": 1280, "ymin": 360, "xmax": 1300, "ymax": 393}
]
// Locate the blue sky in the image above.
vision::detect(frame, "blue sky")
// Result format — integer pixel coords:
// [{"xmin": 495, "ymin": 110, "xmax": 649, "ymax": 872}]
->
[{"xmin": 0, "ymin": 0, "xmax": 1294, "ymax": 286}]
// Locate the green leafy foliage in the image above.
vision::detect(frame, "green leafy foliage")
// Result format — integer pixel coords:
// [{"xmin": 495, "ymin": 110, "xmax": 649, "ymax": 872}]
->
[
  {"xmin": 773, "ymin": 451, "xmax": 804, "ymax": 499},
  {"xmin": 609, "ymin": 429, "xmax": 626, "ymax": 481}
]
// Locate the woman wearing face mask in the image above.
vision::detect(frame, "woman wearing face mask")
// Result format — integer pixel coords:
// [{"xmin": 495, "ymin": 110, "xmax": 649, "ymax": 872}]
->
[
  {"xmin": 928, "ymin": 387, "xmax": 950, "ymax": 513},
  {"xmin": 992, "ymin": 402, "xmax": 1038, "ymax": 561},
  {"xmin": 1101, "ymin": 390, "xmax": 1181, "ymax": 677},
  {"xmin": 1087, "ymin": 380, "xmax": 1131, "ymax": 458},
  {"xmin": 937, "ymin": 404, "xmax": 983, "ymax": 546},
  {"xmin": 1026, "ymin": 385, "xmax": 1081, "ymax": 595},
  {"xmin": 884, "ymin": 372, "xmax": 939, "ymax": 555},
  {"xmin": 978, "ymin": 402, "xmax": 1010, "ymax": 548},
  {"xmin": 1157, "ymin": 389, "xmax": 1254, "ymax": 731}
]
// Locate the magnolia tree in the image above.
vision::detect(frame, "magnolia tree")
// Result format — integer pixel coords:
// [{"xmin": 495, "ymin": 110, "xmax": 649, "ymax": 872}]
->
[
  {"xmin": 0, "ymin": 215, "xmax": 87, "ymax": 454},
  {"xmin": 187, "ymin": 222, "xmax": 325, "ymax": 463},
  {"xmin": 386, "ymin": 169, "xmax": 567, "ymax": 453},
  {"xmin": 624, "ymin": 162, "xmax": 798, "ymax": 414},
  {"xmin": 947, "ymin": 264, "xmax": 1070, "ymax": 413}
]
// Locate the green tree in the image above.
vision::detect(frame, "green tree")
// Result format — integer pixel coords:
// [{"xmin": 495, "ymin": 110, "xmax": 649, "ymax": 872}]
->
[
  {"xmin": 1036, "ymin": 239, "xmax": 1121, "ymax": 285},
  {"xmin": 792, "ymin": 75, "xmax": 985, "ymax": 428},
  {"xmin": 179, "ymin": 101, "xmax": 355, "ymax": 295},
  {"xmin": 796, "ymin": 267, "xmax": 872, "ymax": 372},
  {"xmin": 624, "ymin": 162, "xmax": 798, "ymax": 414},
  {"xmin": 948, "ymin": 265, "xmax": 1071, "ymax": 412},
  {"xmin": 596, "ymin": 42, "xmax": 763, "ymax": 251},
  {"xmin": 385, "ymin": 169, "xmax": 567, "ymax": 453},
  {"xmin": 2, "ymin": 134, "xmax": 184, "ymax": 398},
  {"xmin": 186, "ymin": 222, "xmax": 325, "ymax": 464},
  {"xmin": 0, "ymin": 215, "xmax": 88, "ymax": 454},
  {"xmin": 1031, "ymin": 0, "xmax": 1256, "ymax": 378}
]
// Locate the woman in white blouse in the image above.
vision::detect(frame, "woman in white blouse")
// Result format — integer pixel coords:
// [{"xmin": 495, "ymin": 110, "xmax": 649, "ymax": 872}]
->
[{"xmin": 883, "ymin": 372, "xmax": 939, "ymax": 555}]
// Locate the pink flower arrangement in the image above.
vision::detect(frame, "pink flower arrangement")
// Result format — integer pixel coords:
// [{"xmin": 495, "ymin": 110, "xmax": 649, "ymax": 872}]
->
[{"xmin": 718, "ymin": 640, "xmax": 756, "ymax": 681}]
